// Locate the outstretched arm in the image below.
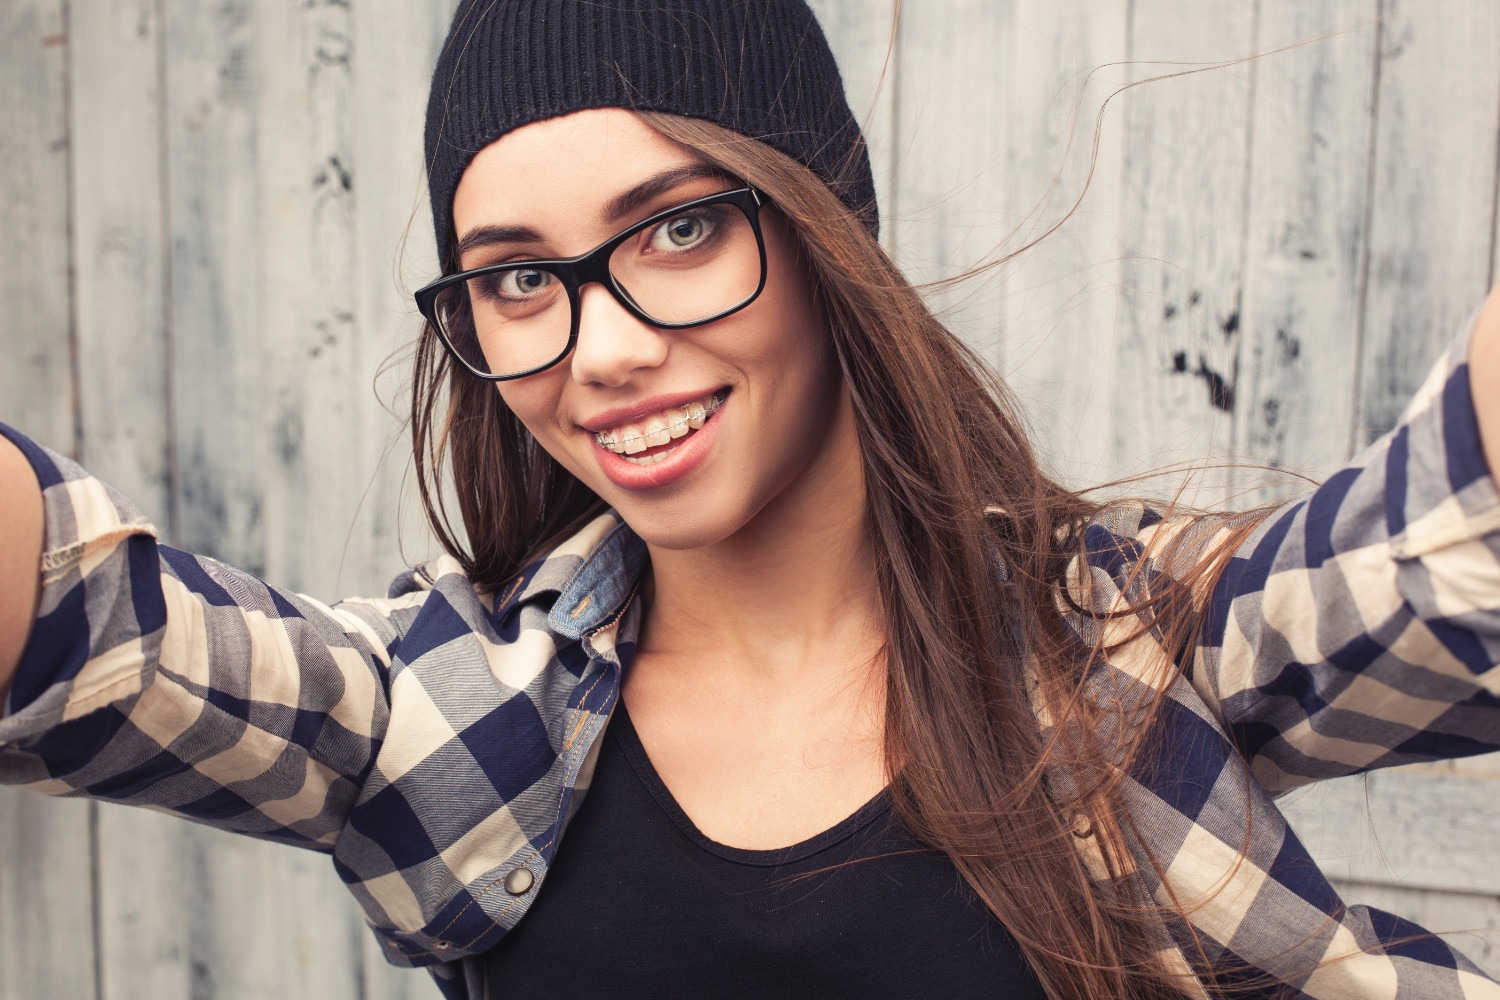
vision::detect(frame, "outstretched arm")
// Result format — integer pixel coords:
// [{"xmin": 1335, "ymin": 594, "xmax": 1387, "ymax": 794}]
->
[
  {"xmin": 0, "ymin": 435, "xmax": 42, "ymax": 708},
  {"xmin": 1472, "ymin": 286, "xmax": 1500, "ymax": 483},
  {"xmin": 1183, "ymin": 304, "xmax": 1500, "ymax": 790}
]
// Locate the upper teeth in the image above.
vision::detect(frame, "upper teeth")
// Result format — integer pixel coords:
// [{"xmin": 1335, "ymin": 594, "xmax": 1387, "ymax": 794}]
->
[{"xmin": 595, "ymin": 392, "xmax": 724, "ymax": 454}]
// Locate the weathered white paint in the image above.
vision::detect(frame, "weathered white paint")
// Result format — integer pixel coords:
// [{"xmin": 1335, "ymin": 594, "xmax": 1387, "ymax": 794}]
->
[
  {"xmin": 1235, "ymin": 0, "xmax": 1380, "ymax": 495},
  {"xmin": 1108, "ymin": 0, "xmax": 1254, "ymax": 502},
  {"xmin": 346, "ymin": 0, "xmax": 458, "ymax": 604},
  {"xmin": 989, "ymin": 1, "xmax": 1132, "ymax": 487},
  {"xmin": 807, "ymin": 0, "xmax": 899, "ymax": 233},
  {"xmin": 0, "ymin": 0, "xmax": 74, "ymax": 451},
  {"xmin": 1354, "ymin": 0, "xmax": 1500, "ymax": 446},
  {"xmin": 0, "ymin": 2, "xmax": 451, "ymax": 997},
  {"xmin": 883, "ymin": 0, "xmax": 1011, "ymax": 336},
  {"xmin": 0, "ymin": 3, "xmax": 96, "ymax": 1000},
  {"xmin": 0, "ymin": 793, "xmax": 96, "ymax": 1000},
  {"xmin": 2, "ymin": 1, "xmax": 1498, "ymax": 995},
  {"xmin": 91, "ymin": 5, "xmax": 271, "ymax": 997},
  {"xmin": 1279, "ymin": 762, "xmax": 1500, "ymax": 895}
]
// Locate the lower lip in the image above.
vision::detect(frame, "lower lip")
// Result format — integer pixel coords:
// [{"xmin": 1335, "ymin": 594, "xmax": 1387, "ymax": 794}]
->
[{"xmin": 591, "ymin": 395, "xmax": 729, "ymax": 491}]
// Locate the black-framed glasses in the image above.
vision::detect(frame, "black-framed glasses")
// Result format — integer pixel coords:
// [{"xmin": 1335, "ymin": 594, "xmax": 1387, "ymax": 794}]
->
[{"xmin": 415, "ymin": 187, "xmax": 768, "ymax": 381}]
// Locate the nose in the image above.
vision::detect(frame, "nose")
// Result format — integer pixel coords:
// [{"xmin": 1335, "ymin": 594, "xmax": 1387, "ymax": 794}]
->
[{"xmin": 568, "ymin": 281, "xmax": 670, "ymax": 387}]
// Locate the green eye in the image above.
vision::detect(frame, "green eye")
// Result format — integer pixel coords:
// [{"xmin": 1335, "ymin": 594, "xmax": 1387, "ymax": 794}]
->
[
  {"xmin": 648, "ymin": 211, "xmax": 717, "ymax": 252},
  {"xmin": 666, "ymin": 217, "xmax": 703, "ymax": 246},
  {"xmin": 499, "ymin": 269, "xmax": 553, "ymax": 296}
]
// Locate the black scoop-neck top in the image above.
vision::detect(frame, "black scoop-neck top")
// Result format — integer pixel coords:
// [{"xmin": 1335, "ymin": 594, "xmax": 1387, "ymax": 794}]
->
[{"xmin": 482, "ymin": 700, "xmax": 1046, "ymax": 998}]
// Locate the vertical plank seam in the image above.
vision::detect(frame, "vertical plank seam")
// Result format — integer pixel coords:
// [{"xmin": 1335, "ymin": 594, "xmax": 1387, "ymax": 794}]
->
[
  {"xmin": 346, "ymin": 20, "xmax": 373, "ymax": 997},
  {"xmin": 1117, "ymin": 0, "xmax": 1135, "ymax": 450},
  {"xmin": 155, "ymin": 0, "xmax": 179, "ymax": 547},
  {"xmin": 885, "ymin": 0, "xmax": 902, "ymax": 257},
  {"xmin": 1487, "ymin": 14, "xmax": 1500, "ymax": 286},
  {"xmin": 1229, "ymin": 0, "xmax": 1264, "ymax": 487},
  {"xmin": 88, "ymin": 801, "xmax": 103, "ymax": 1000},
  {"xmin": 61, "ymin": 9, "xmax": 104, "ymax": 992},
  {"xmin": 353, "ymin": 898, "xmax": 370, "ymax": 1000},
  {"xmin": 61, "ymin": 0, "xmax": 81, "ymax": 462},
  {"xmin": 1346, "ymin": 1, "xmax": 1385, "ymax": 461}
]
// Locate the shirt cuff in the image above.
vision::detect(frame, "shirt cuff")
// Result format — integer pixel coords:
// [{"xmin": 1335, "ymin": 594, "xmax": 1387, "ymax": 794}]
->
[
  {"xmin": 1388, "ymin": 318, "xmax": 1500, "ymax": 560},
  {"xmin": 0, "ymin": 423, "xmax": 160, "ymax": 744}
]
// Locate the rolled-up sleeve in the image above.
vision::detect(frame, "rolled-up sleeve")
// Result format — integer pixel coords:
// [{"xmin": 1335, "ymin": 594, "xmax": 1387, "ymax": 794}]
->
[
  {"xmin": 1189, "ymin": 323, "xmax": 1500, "ymax": 792},
  {"xmin": 0, "ymin": 423, "xmax": 425, "ymax": 850}
]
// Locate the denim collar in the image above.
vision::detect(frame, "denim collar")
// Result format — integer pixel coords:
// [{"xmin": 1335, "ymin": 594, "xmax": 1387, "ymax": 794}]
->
[{"xmin": 548, "ymin": 517, "xmax": 649, "ymax": 639}]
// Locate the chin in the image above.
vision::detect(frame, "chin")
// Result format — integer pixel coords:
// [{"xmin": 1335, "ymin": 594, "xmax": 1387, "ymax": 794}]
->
[{"xmin": 609, "ymin": 501, "xmax": 747, "ymax": 552}]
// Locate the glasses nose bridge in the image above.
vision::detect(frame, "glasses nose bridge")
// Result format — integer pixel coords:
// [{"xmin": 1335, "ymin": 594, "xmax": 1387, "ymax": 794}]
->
[
  {"xmin": 573, "ymin": 238, "xmax": 615, "ymax": 284},
  {"xmin": 567, "ymin": 236, "xmax": 638, "ymax": 317}
]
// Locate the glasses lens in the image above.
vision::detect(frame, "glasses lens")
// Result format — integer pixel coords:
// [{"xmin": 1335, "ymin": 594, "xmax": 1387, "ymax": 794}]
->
[
  {"xmin": 430, "ymin": 267, "xmax": 572, "ymax": 378},
  {"xmin": 608, "ymin": 200, "xmax": 761, "ymax": 324}
]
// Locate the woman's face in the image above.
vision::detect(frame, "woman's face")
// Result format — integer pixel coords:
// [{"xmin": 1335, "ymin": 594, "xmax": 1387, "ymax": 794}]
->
[{"xmin": 451, "ymin": 109, "xmax": 858, "ymax": 550}]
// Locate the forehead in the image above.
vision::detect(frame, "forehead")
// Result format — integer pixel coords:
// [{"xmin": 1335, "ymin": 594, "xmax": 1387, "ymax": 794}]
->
[{"xmin": 451, "ymin": 108, "xmax": 706, "ymax": 243}]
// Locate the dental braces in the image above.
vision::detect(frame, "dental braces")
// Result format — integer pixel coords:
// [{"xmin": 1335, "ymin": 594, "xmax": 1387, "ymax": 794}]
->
[{"xmin": 595, "ymin": 392, "xmax": 726, "ymax": 450}]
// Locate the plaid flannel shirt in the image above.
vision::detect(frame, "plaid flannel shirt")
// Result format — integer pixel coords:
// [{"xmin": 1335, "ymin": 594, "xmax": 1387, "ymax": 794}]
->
[{"xmin": 2, "ymin": 326, "xmax": 1498, "ymax": 999}]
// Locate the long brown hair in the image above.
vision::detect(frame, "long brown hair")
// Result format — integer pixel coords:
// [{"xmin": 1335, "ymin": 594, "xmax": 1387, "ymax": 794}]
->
[{"xmin": 412, "ymin": 111, "xmax": 1259, "ymax": 999}]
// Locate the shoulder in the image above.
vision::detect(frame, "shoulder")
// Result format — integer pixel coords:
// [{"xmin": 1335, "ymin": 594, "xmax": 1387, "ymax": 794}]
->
[
  {"xmin": 378, "ymin": 512, "xmax": 642, "ymax": 657},
  {"xmin": 1060, "ymin": 502, "xmax": 1248, "ymax": 623}
]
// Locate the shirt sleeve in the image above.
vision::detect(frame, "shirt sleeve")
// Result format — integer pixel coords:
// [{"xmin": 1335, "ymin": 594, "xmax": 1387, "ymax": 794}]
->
[
  {"xmin": 0, "ymin": 423, "xmax": 428, "ymax": 851},
  {"xmin": 1185, "ymin": 320, "xmax": 1500, "ymax": 792}
]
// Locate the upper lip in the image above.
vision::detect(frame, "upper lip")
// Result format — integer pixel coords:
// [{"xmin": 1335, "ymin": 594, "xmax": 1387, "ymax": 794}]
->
[{"xmin": 578, "ymin": 387, "xmax": 728, "ymax": 433}]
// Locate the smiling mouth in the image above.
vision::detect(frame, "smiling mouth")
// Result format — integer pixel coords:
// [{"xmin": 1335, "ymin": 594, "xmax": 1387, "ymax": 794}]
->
[{"xmin": 594, "ymin": 389, "xmax": 729, "ymax": 466}]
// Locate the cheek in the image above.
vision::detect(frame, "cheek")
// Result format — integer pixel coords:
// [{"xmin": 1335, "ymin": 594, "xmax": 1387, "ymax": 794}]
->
[
  {"xmin": 495, "ymin": 378, "xmax": 568, "ymax": 452},
  {"xmin": 758, "ymin": 224, "xmax": 833, "ymax": 364},
  {"xmin": 761, "ymin": 287, "xmax": 837, "ymax": 397}
]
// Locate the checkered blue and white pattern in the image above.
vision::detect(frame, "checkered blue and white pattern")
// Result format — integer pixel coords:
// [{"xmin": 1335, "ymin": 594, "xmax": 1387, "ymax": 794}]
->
[{"xmin": 2, "ymin": 326, "xmax": 1497, "ymax": 998}]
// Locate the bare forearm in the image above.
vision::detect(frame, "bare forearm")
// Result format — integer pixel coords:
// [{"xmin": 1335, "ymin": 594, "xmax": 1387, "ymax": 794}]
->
[
  {"xmin": 1472, "ymin": 288, "xmax": 1500, "ymax": 487},
  {"xmin": 0, "ymin": 435, "xmax": 43, "ymax": 708}
]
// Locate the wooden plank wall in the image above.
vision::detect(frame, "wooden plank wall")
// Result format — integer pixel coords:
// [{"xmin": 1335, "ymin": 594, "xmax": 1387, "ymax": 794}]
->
[{"xmin": 1, "ymin": 0, "xmax": 1497, "ymax": 995}]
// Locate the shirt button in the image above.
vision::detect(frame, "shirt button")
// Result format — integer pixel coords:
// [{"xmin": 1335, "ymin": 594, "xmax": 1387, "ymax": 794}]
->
[
  {"xmin": 504, "ymin": 868, "xmax": 535, "ymax": 895},
  {"xmin": 1070, "ymin": 812, "xmax": 1095, "ymax": 839}
]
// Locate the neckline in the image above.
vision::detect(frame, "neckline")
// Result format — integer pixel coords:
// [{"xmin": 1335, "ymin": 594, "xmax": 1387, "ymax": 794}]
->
[{"xmin": 609, "ymin": 700, "xmax": 892, "ymax": 867}]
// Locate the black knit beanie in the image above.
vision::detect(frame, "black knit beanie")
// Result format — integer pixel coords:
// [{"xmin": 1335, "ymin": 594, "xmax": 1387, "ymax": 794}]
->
[{"xmin": 424, "ymin": 0, "xmax": 877, "ymax": 266}]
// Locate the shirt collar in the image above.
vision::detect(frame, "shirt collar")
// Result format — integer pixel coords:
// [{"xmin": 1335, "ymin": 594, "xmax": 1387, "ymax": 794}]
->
[
  {"xmin": 549, "ymin": 516, "xmax": 649, "ymax": 639},
  {"xmin": 489, "ymin": 512, "xmax": 649, "ymax": 640}
]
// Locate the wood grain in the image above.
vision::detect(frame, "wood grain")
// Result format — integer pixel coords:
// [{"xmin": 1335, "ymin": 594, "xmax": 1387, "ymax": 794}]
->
[
  {"xmin": 1279, "ymin": 765, "xmax": 1500, "ymax": 895},
  {"xmin": 258, "ymin": 0, "xmax": 368, "ymax": 599},
  {"xmin": 346, "ymin": 0, "xmax": 459, "ymax": 606},
  {"xmin": 990, "ymin": 0, "xmax": 1131, "ymax": 487},
  {"xmin": 1233, "ymin": 0, "xmax": 1379, "ymax": 494},
  {"xmin": 0, "ymin": 793, "xmax": 97, "ymax": 1000},
  {"xmin": 72, "ymin": 0, "xmax": 172, "ymax": 509},
  {"xmin": 0, "ymin": 3, "xmax": 96, "ymax": 999},
  {"xmin": 67, "ymin": 4, "xmax": 172, "ymax": 997},
  {"xmin": 1107, "ymin": 0, "xmax": 1255, "ymax": 502},
  {"xmin": 0, "ymin": 0, "xmax": 74, "ymax": 449},
  {"xmin": 82, "ymin": 5, "xmax": 260, "ymax": 995},
  {"xmin": 807, "ymin": 0, "xmax": 898, "ymax": 241},
  {"xmin": 1355, "ymin": 0, "xmax": 1500, "ymax": 445},
  {"xmin": 887, "ymin": 0, "xmax": 1011, "ymax": 375},
  {"xmin": 2, "ymin": 1, "xmax": 1499, "ymax": 995}
]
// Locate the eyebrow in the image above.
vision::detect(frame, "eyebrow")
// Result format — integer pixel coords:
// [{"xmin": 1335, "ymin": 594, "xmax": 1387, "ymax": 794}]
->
[
  {"xmin": 454, "ymin": 224, "xmax": 546, "ymax": 260},
  {"xmin": 453, "ymin": 163, "xmax": 734, "ymax": 263},
  {"xmin": 600, "ymin": 164, "xmax": 731, "ymax": 224}
]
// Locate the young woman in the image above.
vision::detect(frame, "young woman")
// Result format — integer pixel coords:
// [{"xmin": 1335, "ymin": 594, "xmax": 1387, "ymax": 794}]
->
[{"xmin": 3, "ymin": 1, "xmax": 1499, "ymax": 997}]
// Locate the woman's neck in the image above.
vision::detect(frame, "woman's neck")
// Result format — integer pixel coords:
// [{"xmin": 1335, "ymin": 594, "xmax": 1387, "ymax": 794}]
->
[
  {"xmin": 623, "ymin": 395, "xmax": 890, "ymax": 848},
  {"xmin": 636, "ymin": 397, "xmax": 884, "ymax": 691}
]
